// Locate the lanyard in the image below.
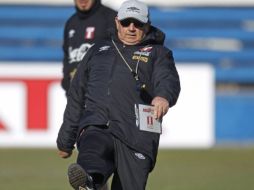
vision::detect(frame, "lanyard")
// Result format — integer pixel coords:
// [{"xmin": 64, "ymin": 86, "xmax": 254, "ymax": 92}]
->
[
  {"xmin": 111, "ymin": 39, "xmax": 153, "ymax": 102},
  {"xmin": 111, "ymin": 39, "xmax": 142, "ymax": 81}
]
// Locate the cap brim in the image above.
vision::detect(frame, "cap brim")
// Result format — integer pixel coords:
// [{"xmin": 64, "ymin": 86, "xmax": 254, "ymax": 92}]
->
[{"xmin": 118, "ymin": 14, "xmax": 148, "ymax": 23}]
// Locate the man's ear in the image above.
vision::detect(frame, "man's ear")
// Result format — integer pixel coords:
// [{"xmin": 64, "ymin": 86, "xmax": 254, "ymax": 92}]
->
[
  {"xmin": 144, "ymin": 24, "xmax": 151, "ymax": 34},
  {"xmin": 115, "ymin": 17, "xmax": 120, "ymax": 30}
]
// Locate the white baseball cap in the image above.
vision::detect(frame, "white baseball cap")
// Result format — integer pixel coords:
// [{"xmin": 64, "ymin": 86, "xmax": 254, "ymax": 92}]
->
[{"xmin": 117, "ymin": 0, "xmax": 149, "ymax": 23}]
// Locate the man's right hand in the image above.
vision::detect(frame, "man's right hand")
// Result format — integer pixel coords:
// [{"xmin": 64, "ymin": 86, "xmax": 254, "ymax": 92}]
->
[{"xmin": 58, "ymin": 150, "xmax": 72, "ymax": 159}]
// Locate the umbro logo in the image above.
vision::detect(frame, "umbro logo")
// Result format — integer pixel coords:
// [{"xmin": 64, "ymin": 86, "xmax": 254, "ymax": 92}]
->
[
  {"xmin": 135, "ymin": 152, "xmax": 146, "ymax": 160},
  {"xmin": 99, "ymin": 46, "xmax": 110, "ymax": 52},
  {"xmin": 127, "ymin": 7, "xmax": 140, "ymax": 13},
  {"xmin": 69, "ymin": 29, "xmax": 75, "ymax": 38}
]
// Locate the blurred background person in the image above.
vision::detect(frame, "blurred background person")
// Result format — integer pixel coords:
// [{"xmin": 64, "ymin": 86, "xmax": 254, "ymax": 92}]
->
[
  {"xmin": 60, "ymin": 1, "xmax": 116, "ymax": 189},
  {"xmin": 61, "ymin": 0, "xmax": 116, "ymax": 94}
]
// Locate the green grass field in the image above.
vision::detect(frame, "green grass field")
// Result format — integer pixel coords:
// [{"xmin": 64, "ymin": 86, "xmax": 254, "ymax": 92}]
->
[{"xmin": 0, "ymin": 148, "xmax": 254, "ymax": 190}]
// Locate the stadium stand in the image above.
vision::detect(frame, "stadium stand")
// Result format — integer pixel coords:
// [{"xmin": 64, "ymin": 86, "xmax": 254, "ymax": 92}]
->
[
  {"xmin": 0, "ymin": 5, "xmax": 253, "ymax": 143},
  {"xmin": 0, "ymin": 5, "xmax": 72, "ymax": 61}
]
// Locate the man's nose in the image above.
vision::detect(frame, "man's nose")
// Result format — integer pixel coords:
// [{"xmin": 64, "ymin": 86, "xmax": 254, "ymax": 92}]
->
[{"xmin": 128, "ymin": 23, "xmax": 136, "ymax": 30}]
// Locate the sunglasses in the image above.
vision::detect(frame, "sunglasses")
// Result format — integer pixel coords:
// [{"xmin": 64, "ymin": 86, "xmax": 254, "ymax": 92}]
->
[{"xmin": 120, "ymin": 19, "xmax": 145, "ymax": 28}]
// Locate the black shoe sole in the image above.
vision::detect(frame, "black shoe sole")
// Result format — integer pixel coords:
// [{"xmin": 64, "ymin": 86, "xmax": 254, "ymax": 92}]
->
[{"xmin": 68, "ymin": 163, "xmax": 88, "ymax": 190}]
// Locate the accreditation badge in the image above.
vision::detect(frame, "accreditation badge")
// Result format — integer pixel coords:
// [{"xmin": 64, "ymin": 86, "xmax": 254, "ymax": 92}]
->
[{"xmin": 135, "ymin": 104, "xmax": 162, "ymax": 134}]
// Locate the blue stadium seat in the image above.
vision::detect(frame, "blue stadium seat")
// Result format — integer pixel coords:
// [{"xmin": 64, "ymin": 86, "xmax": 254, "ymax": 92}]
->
[
  {"xmin": 0, "ymin": 5, "xmax": 254, "ymax": 81},
  {"xmin": 0, "ymin": 5, "xmax": 72, "ymax": 61}
]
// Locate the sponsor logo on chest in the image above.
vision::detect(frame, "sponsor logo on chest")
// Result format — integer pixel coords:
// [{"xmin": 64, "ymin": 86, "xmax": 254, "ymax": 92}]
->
[
  {"xmin": 132, "ymin": 46, "xmax": 153, "ymax": 63},
  {"xmin": 68, "ymin": 43, "xmax": 94, "ymax": 63}
]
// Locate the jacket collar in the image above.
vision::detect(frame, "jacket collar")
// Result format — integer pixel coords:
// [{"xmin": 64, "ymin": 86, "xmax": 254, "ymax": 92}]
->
[{"xmin": 109, "ymin": 25, "xmax": 165, "ymax": 46}]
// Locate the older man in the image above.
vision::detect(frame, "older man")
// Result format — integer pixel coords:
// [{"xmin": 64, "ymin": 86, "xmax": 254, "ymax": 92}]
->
[{"xmin": 57, "ymin": 0, "xmax": 180, "ymax": 189}]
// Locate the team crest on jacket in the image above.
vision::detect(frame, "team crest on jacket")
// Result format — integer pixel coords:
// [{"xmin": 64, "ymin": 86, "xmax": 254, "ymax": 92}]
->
[
  {"xmin": 85, "ymin": 27, "xmax": 95, "ymax": 40},
  {"xmin": 132, "ymin": 46, "xmax": 153, "ymax": 63},
  {"xmin": 140, "ymin": 46, "xmax": 153, "ymax": 52}
]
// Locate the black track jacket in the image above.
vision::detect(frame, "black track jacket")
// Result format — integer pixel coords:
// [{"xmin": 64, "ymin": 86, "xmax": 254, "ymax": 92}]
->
[
  {"xmin": 61, "ymin": 0, "xmax": 116, "ymax": 92},
  {"xmin": 57, "ymin": 26, "xmax": 181, "ymax": 168}
]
